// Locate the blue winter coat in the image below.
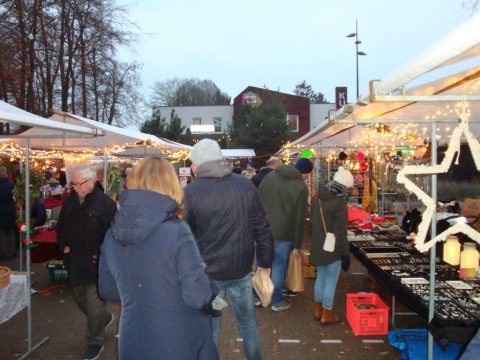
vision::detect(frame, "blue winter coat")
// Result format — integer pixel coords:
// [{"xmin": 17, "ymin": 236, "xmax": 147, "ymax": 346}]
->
[{"xmin": 99, "ymin": 189, "xmax": 218, "ymax": 360}]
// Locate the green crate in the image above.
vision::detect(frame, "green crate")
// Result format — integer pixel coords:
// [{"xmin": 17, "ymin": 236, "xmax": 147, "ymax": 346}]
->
[{"xmin": 46, "ymin": 262, "xmax": 69, "ymax": 284}]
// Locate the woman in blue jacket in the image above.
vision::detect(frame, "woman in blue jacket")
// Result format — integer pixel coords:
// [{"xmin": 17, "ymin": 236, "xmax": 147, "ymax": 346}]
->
[{"xmin": 99, "ymin": 157, "xmax": 218, "ymax": 360}]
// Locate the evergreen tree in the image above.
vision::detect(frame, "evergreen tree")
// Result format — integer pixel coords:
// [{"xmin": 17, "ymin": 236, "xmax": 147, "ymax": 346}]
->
[
  {"xmin": 293, "ymin": 80, "xmax": 328, "ymax": 103},
  {"xmin": 230, "ymin": 95, "xmax": 291, "ymax": 157}
]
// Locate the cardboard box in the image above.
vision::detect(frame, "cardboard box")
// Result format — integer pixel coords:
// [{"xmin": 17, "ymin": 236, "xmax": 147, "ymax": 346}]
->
[{"xmin": 463, "ymin": 198, "xmax": 480, "ymax": 216}]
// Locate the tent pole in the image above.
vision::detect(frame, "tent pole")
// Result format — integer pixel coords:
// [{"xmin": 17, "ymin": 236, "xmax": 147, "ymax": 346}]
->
[
  {"xmin": 19, "ymin": 137, "xmax": 49, "ymax": 360},
  {"xmin": 427, "ymin": 122, "xmax": 438, "ymax": 360},
  {"xmin": 103, "ymin": 153, "xmax": 108, "ymax": 194}
]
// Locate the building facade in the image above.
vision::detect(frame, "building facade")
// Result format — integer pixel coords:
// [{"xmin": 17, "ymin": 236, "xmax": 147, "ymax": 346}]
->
[{"xmin": 158, "ymin": 87, "xmax": 335, "ymax": 139}]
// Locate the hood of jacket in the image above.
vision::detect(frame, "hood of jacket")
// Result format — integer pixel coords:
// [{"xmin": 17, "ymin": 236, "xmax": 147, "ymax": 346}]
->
[
  {"xmin": 111, "ymin": 189, "xmax": 178, "ymax": 246},
  {"xmin": 195, "ymin": 160, "xmax": 232, "ymax": 178},
  {"xmin": 316, "ymin": 185, "xmax": 337, "ymax": 202},
  {"xmin": 275, "ymin": 165, "xmax": 302, "ymax": 181}
]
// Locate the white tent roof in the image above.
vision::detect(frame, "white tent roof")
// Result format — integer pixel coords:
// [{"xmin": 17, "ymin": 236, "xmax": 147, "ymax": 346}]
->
[
  {"xmin": 281, "ymin": 14, "xmax": 480, "ymax": 155},
  {"xmin": 221, "ymin": 149, "xmax": 256, "ymax": 158},
  {"xmin": 0, "ymin": 101, "xmax": 98, "ymax": 135},
  {"xmin": 1, "ymin": 110, "xmax": 190, "ymax": 155}
]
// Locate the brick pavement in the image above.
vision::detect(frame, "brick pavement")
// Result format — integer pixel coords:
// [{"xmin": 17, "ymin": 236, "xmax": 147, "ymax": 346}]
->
[{"xmin": 0, "ymin": 252, "xmax": 425, "ymax": 360}]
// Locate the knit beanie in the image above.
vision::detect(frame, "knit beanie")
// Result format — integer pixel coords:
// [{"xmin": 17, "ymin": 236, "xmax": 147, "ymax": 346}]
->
[
  {"xmin": 295, "ymin": 158, "xmax": 313, "ymax": 174},
  {"xmin": 190, "ymin": 139, "xmax": 223, "ymax": 165},
  {"xmin": 333, "ymin": 166, "xmax": 354, "ymax": 188}
]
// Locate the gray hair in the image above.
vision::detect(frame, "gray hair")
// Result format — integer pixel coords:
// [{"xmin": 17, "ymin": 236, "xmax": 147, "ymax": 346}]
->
[
  {"xmin": 71, "ymin": 166, "xmax": 97, "ymax": 180},
  {"xmin": 266, "ymin": 157, "xmax": 282, "ymax": 168},
  {"xmin": 0, "ymin": 166, "xmax": 7, "ymax": 177}
]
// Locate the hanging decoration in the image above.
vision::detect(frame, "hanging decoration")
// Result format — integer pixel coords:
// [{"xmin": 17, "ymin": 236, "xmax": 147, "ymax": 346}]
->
[{"xmin": 397, "ymin": 104, "xmax": 480, "ymax": 252}]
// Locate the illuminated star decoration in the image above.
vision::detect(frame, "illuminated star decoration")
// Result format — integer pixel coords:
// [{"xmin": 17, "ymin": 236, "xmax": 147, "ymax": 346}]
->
[{"xmin": 397, "ymin": 104, "xmax": 480, "ymax": 252}]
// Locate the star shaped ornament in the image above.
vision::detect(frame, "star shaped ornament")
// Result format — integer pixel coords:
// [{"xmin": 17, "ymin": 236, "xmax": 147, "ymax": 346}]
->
[{"xmin": 397, "ymin": 110, "xmax": 480, "ymax": 252}]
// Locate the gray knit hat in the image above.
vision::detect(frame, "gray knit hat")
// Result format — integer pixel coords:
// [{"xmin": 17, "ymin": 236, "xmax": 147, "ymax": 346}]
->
[{"xmin": 190, "ymin": 139, "xmax": 223, "ymax": 165}]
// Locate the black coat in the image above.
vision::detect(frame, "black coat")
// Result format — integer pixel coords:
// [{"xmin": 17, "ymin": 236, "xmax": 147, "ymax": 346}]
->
[
  {"xmin": 0, "ymin": 177, "xmax": 16, "ymax": 229},
  {"xmin": 250, "ymin": 167, "xmax": 273, "ymax": 188},
  {"xmin": 57, "ymin": 187, "xmax": 116, "ymax": 287},
  {"xmin": 185, "ymin": 160, "xmax": 274, "ymax": 281}
]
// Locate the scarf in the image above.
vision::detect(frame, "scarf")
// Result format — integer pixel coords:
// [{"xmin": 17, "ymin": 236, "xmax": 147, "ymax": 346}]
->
[{"xmin": 326, "ymin": 180, "xmax": 350, "ymax": 199}]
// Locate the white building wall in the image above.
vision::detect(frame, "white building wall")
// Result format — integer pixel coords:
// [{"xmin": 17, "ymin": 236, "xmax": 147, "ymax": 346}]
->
[
  {"xmin": 309, "ymin": 103, "xmax": 336, "ymax": 130},
  {"xmin": 159, "ymin": 105, "xmax": 233, "ymax": 134}
]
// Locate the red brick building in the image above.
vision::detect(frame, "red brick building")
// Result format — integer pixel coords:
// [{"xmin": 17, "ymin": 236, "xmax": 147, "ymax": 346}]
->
[{"xmin": 233, "ymin": 86, "xmax": 311, "ymax": 139}]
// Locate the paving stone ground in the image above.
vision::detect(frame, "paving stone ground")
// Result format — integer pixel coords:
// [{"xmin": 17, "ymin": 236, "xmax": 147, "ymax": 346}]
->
[{"xmin": 1, "ymin": 233, "xmax": 425, "ymax": 360}]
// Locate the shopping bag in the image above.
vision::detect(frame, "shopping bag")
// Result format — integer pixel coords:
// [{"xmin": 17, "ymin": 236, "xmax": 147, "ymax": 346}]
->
[
  {"xmin": 323, "ymin": 232, "xmax": 336, "ymax": 252},
  {"xmin": 285, "ymin": 249, "xmax": 304, "ymax": 292},
  {"xmin": 252, "ymin": 271, "xmax": 274, "ymax": 307}
]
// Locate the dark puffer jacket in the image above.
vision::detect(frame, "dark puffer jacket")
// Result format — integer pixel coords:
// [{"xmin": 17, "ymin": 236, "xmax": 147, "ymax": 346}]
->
[
  {"xmin": 185, "ymin": 160, "xmax": 274, "ymax": 281},
  {"xmin": 99, "ymin": 190, "xmax": 218, "ymax": 360},
  {"xmin": 56, "ymin": 186, "xmax": 116, "ymax": 287},
  {"xmin": 310, "ymin": 185, "xmax": 349, "ymax": 266}
]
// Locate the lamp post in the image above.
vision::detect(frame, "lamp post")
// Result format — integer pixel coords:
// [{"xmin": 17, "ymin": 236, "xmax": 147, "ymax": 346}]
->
[{"xmin": 347, "ymin": 19, "xmax": 367, "ymax": 100}]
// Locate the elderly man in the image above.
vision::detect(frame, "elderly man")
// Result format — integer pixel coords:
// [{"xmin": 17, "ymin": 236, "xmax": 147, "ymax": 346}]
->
[
  {"xmin": 251, "ymin": 156, "xmax": 282, "ymax": 188},
  {"xmin": 57, "ymin": 166, "xmax": 116, "ymax": 360},
  {"xmin": 185, "ymin": 139, "xmax": 273, "ymax": 360}
]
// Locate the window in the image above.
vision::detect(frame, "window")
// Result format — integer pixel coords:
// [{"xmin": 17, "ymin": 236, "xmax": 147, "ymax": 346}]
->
[
  {"xmin": 192, "ymin": 117, "xmax": 202, "ymax": 125},
  {"xmin": 213, "ymin": 117, "xmax": 222, "ymax": 133},
  {"xmin": 288, "ymin": 114, "xmax": 299, "ymax": 132}
]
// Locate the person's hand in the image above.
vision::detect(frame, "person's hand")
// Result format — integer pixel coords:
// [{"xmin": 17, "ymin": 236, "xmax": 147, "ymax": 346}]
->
[
  {"xmin": 63, "ymin": 246, "xmax": 71, "ymax": 254},
  {"xmin": 256, "ymin": 267, "xmax": 271, "ymax": 277},
  {"xmin": 341, "ymin": 255, "xmax": 350, "ymax": 272}
]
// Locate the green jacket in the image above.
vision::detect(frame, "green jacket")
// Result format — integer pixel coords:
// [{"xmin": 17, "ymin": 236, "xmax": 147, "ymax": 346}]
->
[
  {"xmin": 257, "ymin": 165, "xmax": 308, "ymax": 249},
  {"xmin": 310, "ymin": 185, "xmax": 349, "ymax": 266}
]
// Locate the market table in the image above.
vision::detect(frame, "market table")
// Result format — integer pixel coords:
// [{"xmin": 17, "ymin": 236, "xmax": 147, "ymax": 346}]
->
[
  {"xmin": 349, "ymin": 236, "xmax": 480, "ymax": 345},
  {"xmin": 30, "ymin": 228, "xmax": 60, "ymax": 263},
  {"xmin": 0, "ymin": 274, "xmax": 28, "ymax": 324}
]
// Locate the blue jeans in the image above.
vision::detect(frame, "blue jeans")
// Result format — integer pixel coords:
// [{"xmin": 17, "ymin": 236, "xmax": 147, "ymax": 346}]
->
[
  {"xmin": 314, "ymin": 260, "xmax": 341, "ymax": 310},
  {"xmin": 212, "ymin": 274, "xmax": 262, "ymax": 360},
  {"xmin": 271, "ymin": 240, "xmax": 292, "ymax": 306}
]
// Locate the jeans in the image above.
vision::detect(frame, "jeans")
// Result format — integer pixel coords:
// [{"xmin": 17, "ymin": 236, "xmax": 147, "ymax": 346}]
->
[
  {"xmin": 271, "ymin": 240, "xmax": 292, "ymax": 306},
  {"xmin": 72, "ymin": 284, "xmax": 109, "ymax": 345},
  {"xmin": 314, "ymin": 260, "xmax": 341, "ymax": 310},
  {"xmin": 212, "ymin": 274, "xmax": 262, "ymax": 360}
]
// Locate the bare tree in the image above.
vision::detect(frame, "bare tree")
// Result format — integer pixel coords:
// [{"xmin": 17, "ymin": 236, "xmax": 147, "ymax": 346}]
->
[{"xmin": 151, "ymin": 78, "xmax": 231, "ymax": 106}]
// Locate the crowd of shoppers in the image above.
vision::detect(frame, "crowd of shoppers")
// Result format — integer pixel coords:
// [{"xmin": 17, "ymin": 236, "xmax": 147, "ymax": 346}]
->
[{"xmin": 49, "ymin": 140, "xmax": 359, "ymax": 360}]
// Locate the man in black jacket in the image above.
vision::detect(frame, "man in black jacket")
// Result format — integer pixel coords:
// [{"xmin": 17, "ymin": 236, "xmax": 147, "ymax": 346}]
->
[
  {"xmin": 250, "ymin": 156, "xmax": 282, "ymax": 188},
  {"xmin": 57, "ymin": 166, "xmax": 116, "ymax": 360},
  {"xmin": 185, "ymin": 139, "xmax": 273, "ymax": 360}
]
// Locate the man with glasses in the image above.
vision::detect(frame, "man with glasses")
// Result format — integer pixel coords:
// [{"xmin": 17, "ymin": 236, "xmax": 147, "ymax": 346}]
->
[{"xmin": 57, "ymin": 166, "xmax": 117, "ymax": 360}]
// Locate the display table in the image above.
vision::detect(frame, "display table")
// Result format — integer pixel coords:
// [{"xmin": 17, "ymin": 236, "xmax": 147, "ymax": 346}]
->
[
  {"xmin": 350, "ymin": 236, "xmax": 480, "ymax": 345},
  {"xmin": 0, "ymin": 274, "xmax": 28, "ymax": 324},
  {"xmin": 30, "ymin": 229, "xmax": 60, "ymax": 263}
]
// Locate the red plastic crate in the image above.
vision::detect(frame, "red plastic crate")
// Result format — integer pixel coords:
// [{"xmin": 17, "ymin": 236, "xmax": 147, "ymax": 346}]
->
[{"xmin": 346, "ymin": 293, "xmax": 389, "ymax": 336}]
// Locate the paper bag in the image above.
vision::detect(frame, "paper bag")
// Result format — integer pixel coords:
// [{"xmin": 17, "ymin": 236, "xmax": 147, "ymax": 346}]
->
[
  {"xmin": 323, "ymin": 232, "xmax": 336, "ymax": 252},
  {"xmin": 252, "ymin": 271, "xmax": 274, "ymax": 307},
  {"xmin": 285, "ymin": 249, "xmax": 304, "ymax": 292}
]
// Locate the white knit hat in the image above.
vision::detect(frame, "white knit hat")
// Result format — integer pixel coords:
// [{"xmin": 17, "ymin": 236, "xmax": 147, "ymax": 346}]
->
[
  {"xmin": 333, "ymin": 166, "xmax": 354, "ymax": 188},
  {"xmin": 190, "ymin": 139, "xmax": 224, "ymax": 165}
]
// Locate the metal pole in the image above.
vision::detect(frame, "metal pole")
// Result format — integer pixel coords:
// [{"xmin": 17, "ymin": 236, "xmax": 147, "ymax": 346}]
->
[
  {"xmin": 103, "ymin": 154, "xmax": 108, "ymax": 194},
  {"xmin": 25, "ymin": 138, "xmax": 32, "ymax": 351},
  {"xmin": 427, "ymin": 123, "xmax": 438, "ymax": 360},
  {"xmin": 355, "ymin": 19, "xmax": 359, "ymax": 100}
]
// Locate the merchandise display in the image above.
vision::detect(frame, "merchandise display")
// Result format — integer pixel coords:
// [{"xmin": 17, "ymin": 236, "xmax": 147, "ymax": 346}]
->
[{"xmin": 350, "ymin": 235, "xmax": 480, "ymax": 343}]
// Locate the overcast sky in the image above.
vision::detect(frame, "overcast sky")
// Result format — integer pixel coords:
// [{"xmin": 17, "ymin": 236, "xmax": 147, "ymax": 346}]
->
[{"xmin": 117, "ymin": 0, "xmax": 475, "ymax": 104}]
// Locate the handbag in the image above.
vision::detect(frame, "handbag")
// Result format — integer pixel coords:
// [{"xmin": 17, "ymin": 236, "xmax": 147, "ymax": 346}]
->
[
  {"xmin": 320, "ymin": 202, "xmax": 336, "ymax": 252},
  {"xmin": 285, "ymin": 249, "xmax": 304, "ymax": 292},
  {"xmin": 252, "ymin": 271, "xmax": 274, "ymax": 307}
]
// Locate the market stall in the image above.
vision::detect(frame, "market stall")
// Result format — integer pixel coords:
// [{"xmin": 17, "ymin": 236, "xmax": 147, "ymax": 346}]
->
[
  {"xmin": 0, "ymin": 100, "xmax": 100, "ymax": 359},
  {"xmin": 277, "ymin": 13, "xmax": 480, "ymax": 360}
]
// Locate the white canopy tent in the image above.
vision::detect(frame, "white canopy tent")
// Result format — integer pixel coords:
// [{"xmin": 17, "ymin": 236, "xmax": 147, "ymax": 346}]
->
[
  {"xmin": 0, "ymin": 101, "xmax": 101, "ymax": 360},
  {"xmin": 280, "ymin": 13, "xmax": 480, "ymax": 157}
]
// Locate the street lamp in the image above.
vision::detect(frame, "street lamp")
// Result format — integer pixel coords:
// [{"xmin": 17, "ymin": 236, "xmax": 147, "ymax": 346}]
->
[{"xmin": 346, "ymin": 19, "xmax": 367, "ymax": 100}]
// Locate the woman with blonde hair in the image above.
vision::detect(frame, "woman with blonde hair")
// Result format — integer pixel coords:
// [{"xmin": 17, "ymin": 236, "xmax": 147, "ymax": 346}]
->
[{"xmin": 99, "ymin": 157, "xmax": 218, "ymax": 360}]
